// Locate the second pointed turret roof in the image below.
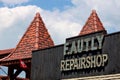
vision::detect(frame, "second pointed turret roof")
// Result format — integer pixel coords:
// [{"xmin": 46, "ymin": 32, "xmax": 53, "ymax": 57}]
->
[{"xmin": 80, "ymin": 10, "xmax": 106, "ymax": 35}]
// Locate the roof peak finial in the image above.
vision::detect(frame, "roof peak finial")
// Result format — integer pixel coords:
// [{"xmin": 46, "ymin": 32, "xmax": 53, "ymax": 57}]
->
[
  {"xmin": 36, "ymin": 12, "xmax": 40, "ymax": 17},
  {"xmin": 92, "ymin": 9, "xmax": 96, "ymax": 13}
]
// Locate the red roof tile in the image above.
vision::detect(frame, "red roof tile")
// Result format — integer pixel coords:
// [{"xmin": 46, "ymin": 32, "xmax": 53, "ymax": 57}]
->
[
  {"xmin": 0, "ymin": 12, "xmax": 54, "ymax": 62},
  {"xmin": 0, "ymin": 48, "xmax": 14, "ymax": 55},
  {"xmin": 79, "ymin": 10, "xmax": 106, "ymax": 35}
]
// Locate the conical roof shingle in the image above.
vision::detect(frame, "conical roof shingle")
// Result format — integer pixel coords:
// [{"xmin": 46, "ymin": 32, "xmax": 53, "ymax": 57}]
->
[
  {"xmin": 1, "ymin": 12, "xmax": 54, "ymax": 62},
  {"xmin": 80, "ymin": 10, "xmax": 106, "ymax": 35}
]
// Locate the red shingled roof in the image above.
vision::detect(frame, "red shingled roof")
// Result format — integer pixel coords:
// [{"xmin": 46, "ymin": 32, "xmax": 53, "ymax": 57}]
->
[
  {"xmin": 79, "ymin": 10, "xmax": 106, "ymax": 35},
  {"xmin": 0, "ymin": 48, "xmax": 14, "ymax": 55},
  {"xmin": 0, "ymin": 12, "xmax": 54, "ymax": 62}
]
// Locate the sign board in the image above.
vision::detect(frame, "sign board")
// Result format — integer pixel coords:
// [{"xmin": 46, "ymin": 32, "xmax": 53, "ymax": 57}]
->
[
  {"xmin": 61, "ymin": 34, "xmax": 108, "ymax": 71},
  {"xmin": 60, "ymin": 31, "xmax": 109, "ymax": 78}
]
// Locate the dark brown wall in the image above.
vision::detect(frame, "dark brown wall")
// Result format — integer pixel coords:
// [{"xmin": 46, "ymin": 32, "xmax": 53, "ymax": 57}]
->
[
  {"xmin": 102, "ymin": 32, "xmax": 120, "ymax": 74},
  {"xmin": 31, "ymin": 45, "xmax": 64, "ymax": 80}
]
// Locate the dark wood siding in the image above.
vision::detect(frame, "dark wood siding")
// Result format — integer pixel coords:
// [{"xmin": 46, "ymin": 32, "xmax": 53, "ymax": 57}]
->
[
  {"xmin": 31, "ymin": 31, "xmax": 120, "ymax": 80},
  {"xmin": 31, "ymin": 45, "xmax": 64, "ymax": 80}
]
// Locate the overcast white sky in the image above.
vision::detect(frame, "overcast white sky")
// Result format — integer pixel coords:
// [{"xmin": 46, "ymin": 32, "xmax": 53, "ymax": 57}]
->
[{"xmin": 0, "ymin": 0, "xmax": 120, "ymax": 50}]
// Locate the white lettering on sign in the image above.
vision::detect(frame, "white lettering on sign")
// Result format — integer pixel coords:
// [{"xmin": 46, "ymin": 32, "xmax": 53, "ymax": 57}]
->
[
  {"xmin": 61, "ymin": 34, "xmax": 108, "ymax": 72},
  {"xmin": 61, "ymin": 54, "xmax": 108, "ymax": 71},
  {"xmin": 64, "ymin": 35, "xmax": 104, "ymax": 56}
]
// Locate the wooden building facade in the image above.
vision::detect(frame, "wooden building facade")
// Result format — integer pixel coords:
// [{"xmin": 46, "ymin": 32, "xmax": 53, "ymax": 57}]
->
[
  {"xmin": 31, "ymin": 10, "xmax": 120, "ymax": 80},
  {"xmin": 0, "ymin": 10, "xmax": 119, "ymax": 80}
]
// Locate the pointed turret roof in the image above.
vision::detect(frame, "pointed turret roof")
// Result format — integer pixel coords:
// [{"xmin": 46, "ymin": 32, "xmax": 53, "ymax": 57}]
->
[
  {"xmin": 0, "ymin": 12, "xmax": 54, "ymax": 62},
  {"xmin": 79, "ymin": 10, "xmax": 106, "ymax": 35}
]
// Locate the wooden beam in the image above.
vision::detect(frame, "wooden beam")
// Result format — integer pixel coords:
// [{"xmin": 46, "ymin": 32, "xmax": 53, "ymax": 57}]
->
[
  {"xmin": 8, "ymin": 66, "xmax": 14, "ymax": 80},
  {"xmin": 26, "ymin": 69, "xmax": 30, "ymax": 79},
  {"xmin": 13, "ymin": 69, "xmax": 22, "ymax": 79}
]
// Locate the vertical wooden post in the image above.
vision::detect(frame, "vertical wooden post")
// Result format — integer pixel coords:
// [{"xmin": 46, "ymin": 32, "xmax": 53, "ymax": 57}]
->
[
  {"xmin": 26, "ymin": 69, "xmax": 30, "ymax": 79},
  {"xmin": 8, "ymin": 66, "xmax": 14, "ymax": 80}
]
